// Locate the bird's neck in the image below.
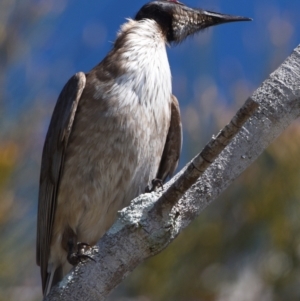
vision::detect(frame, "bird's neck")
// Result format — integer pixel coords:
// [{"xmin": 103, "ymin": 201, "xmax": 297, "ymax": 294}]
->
[
  {"xmin": 115, "ymin": 19, "xmax": 171, "ymax": 74},
  {"xmin": 111, "ymin": 19, "xmax": 172, "ymax": 103},
  {"xmin": 92, "ymin": 19, "xmax": 172, "ymax": 108}
]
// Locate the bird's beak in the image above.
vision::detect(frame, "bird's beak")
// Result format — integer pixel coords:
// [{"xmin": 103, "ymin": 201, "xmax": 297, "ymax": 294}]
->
[
  {"xmin": 200, "ymin": 10, "xmax": 252, "ymax": 27},
  {"xmin": 171, "ymin": 4, "xmax": 252, "ymax": 42}
]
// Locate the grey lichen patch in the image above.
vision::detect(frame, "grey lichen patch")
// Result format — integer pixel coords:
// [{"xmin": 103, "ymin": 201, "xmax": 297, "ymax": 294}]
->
[
  {"xmin": 168, "ymin": 208, "xmax": 182, "ymax": 240},
  {"xmin": 147, "ymin": 226, "xmax": 173, "ymax": 255},
  {"xmin": 108, "ymin": 192, "xmax": 160, "ymax": 235}
]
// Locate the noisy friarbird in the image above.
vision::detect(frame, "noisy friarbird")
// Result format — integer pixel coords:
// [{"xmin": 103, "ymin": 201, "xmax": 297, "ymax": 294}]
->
[{"xmin": 36, "ymin": 0, "xmax": 251, "ymax": 295}]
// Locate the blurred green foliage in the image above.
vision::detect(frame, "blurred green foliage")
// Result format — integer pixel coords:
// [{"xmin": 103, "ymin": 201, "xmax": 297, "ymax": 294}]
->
[{"xmin": 0, "ymin": 143, "xmax": 18, "ymax": 224}]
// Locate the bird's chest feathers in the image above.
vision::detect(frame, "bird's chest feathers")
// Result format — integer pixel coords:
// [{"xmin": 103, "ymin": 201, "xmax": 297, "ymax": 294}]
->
[
  {"xmin": 98, "ymin": 22, "xmax": 170, "ymax": 106},
  {"xmin": 91, "ymin": 21, "xmax": 172, "ymax": 138},
  {"xmin": 118, "ymin": 38, "xmax": 171, "ymax": 107}
]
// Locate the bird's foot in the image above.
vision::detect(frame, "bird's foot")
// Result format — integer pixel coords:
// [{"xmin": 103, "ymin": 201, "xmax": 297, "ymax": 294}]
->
[
  {"xmin": 67, "ymin": 242, "xmax": 96, "ymax": 266},
  {"xmin": 145, "ymin": 178, "xmax": 164, "ymax": 193}
]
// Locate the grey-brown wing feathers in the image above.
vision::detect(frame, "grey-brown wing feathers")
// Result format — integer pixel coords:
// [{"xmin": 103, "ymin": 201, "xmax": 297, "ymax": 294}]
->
[
  {"xmin": 157, "ymin": 94, "xmax": 182, "ymax": 181},
  {"xmin": 36, "ymin": 72, "xmax": 86, "ymax": 293}
]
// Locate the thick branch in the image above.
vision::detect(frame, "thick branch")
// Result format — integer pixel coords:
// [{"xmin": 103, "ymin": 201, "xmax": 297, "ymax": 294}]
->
[
  {"xmin": 46, "ymin": 45, "xmax": 300, "ymax": 301},
  {"xmin": 153, "ymin": 98, "xmax": 258, "ymax": 210}
]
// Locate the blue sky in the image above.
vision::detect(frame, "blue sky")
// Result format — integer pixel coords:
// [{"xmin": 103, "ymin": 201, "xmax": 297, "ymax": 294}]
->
[{"xmin": 6, "ymin": 0, "xmax": 300, "ymax": 122}]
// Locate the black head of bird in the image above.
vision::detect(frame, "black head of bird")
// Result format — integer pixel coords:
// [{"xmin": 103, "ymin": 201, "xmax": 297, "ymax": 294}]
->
[{"xmin": 135, "ymin": 0, "xmax": 251, "ymax": 43}]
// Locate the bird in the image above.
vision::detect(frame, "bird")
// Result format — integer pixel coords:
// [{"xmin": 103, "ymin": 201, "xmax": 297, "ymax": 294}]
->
[{"xmin": 36, "ymin": 0, "xmax": 251, "ymax": 296}]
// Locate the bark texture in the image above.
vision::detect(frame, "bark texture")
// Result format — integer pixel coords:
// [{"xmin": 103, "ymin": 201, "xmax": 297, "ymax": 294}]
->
[{"xmin": 45, "ymin": 45, "xmax": 300, "ymax": 301}]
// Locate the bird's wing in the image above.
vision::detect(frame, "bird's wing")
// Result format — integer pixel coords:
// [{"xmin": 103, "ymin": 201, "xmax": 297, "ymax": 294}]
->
[
  {"xmin": 36, "ymin": 72, "xmax": 86, "ymax": 292},
  {"xmin": 157, "ymin": 94, "xmax": 182, "ymax": 182}
]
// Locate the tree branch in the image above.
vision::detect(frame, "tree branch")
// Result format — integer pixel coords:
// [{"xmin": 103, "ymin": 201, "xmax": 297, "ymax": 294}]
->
[
  {"xmin": 153, "ymin": 98, "xmax": 258, "ymax": 210},
  {"xmin": 45, "ymin": 45, "xmax": 300, "ymax": 301}
]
